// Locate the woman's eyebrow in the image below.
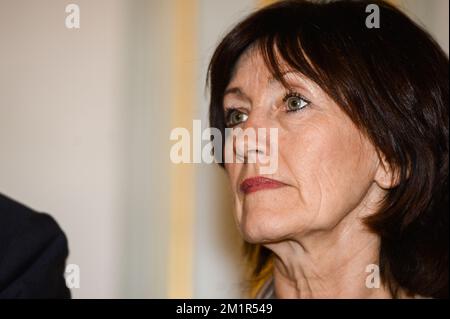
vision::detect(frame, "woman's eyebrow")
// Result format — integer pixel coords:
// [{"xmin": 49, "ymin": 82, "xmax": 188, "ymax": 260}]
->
[
  {"xmin": 269, "ymin": 71, "xmax": 314, "ymax": 94},
  {"xmin": 223, "ymin": 87, "xmax": 252, "ymax": 103},
  {"xmin": 268, "ymin": 70, "xmax": 298, "ymax": 84}
]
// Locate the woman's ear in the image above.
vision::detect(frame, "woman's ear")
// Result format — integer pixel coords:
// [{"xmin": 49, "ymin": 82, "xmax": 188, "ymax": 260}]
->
[{"xmin": 374, "ymin": 153, "xmax": 401, "ymax": 190}]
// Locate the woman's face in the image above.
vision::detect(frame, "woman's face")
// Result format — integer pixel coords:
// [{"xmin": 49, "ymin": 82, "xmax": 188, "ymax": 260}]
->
[{"xmin": 223, "ymin": 48, "xmax": 383, "ymax": 244}]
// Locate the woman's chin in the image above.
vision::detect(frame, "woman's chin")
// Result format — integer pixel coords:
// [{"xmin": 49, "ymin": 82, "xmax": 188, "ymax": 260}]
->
[
  {"xmin": 240, "ymin": 214, "xmax": 290, "ymax": 244},
  {"xmin": 241, "ymin": 230, "xmax": 277, "ymax": 244},
  {"xmin": 238, "ymin": 205, "xmax": 314, "ymax": 244}
]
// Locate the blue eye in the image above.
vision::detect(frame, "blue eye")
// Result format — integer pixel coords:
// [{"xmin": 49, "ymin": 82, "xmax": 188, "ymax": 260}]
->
[
  {"xmin": 225, "ymin": 109, "xmax": 248, "ymax": 127},
  {"xmin": 283, "ymin": 92, "xmax": 310, "ymax": 112}
]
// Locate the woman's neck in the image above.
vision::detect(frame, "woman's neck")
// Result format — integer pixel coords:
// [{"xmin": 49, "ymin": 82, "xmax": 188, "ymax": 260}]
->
[{"xmin": 265, "ymin": 214, "xmax": 392, "ymax": 298}]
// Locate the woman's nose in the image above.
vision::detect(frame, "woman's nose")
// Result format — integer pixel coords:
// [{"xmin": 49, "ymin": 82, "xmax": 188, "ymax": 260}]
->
[{"xmin": 232, "ymin": 113, "xmax": 274, "ymax": 164}]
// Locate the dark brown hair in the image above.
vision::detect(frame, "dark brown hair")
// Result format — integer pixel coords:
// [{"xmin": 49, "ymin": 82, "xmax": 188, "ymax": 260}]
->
[{"xmin": 208, "ymin": 0, "xmax": 448, "ymax": 298}]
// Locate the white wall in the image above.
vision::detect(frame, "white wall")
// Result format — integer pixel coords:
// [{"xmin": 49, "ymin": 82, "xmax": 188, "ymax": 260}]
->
[
  {"xmin": 0, "ymin": 0, "xmax": 176, "ymax": 298},
  {"xmin": 0, "ymin": 0, "xmax": 129, "ymax": 298}
]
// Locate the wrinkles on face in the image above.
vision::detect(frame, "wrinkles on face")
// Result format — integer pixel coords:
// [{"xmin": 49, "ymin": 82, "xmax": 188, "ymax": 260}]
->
[
  {"xmin": 222, "ymin": 46, "xmax": 391, "ymax": 298},
  {"xmin": 224, "ymin": 46, "xmax": 382, "ymax": 241}
]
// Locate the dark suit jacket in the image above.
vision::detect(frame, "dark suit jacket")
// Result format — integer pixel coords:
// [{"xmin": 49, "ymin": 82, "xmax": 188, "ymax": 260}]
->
[{"xmin": 0, "ymin": 193, "xmax": 70, "ymax": 298}]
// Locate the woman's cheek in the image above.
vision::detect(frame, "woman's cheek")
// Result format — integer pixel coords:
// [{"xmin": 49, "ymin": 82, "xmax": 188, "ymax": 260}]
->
[{"xmin": 280, "ymin": 123, "xmax": 347, "ymax": 223}]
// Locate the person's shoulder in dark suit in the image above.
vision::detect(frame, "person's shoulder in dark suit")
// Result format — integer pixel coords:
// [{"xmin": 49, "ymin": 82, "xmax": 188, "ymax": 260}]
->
[{"xmin": 0, "ymin": 193, "xmax": 71, "ymax": 298}]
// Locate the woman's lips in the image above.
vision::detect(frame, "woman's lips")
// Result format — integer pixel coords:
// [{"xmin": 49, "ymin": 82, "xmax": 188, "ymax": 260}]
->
[{"xmin": 240, "ymin": 176, "xmax": 286, "ymax": 195}]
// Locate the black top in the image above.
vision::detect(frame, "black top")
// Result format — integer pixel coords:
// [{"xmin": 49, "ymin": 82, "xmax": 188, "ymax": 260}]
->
[{"xmin": 0, "ymin": 193, "xmax": 70, "ymax": 298}]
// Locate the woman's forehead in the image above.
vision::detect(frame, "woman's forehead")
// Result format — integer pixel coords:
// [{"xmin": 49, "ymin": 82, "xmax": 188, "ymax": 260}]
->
[{"xmin": 227, "ymin": 50, "xmax": 319, "ymax": 97}]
